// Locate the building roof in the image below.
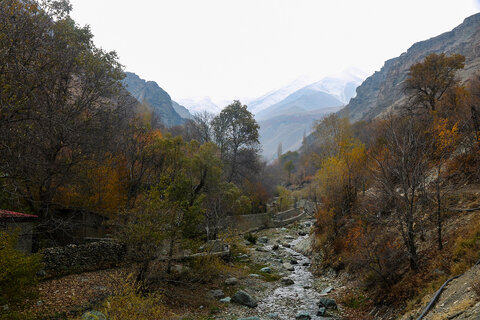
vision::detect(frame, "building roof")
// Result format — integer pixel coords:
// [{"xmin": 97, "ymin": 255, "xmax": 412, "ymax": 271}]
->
[{"xmin": 0, "ymin": 209, "xmax": 38, "ymax": 219}]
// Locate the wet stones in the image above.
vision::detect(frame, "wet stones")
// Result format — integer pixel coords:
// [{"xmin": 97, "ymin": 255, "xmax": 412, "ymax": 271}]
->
[{"xmin": 232, "ymin": 290, "xmax": 258, "ymax": 308}]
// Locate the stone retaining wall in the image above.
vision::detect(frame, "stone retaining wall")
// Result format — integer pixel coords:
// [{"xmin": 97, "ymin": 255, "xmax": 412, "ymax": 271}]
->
[
  {"xmin": 221, "ymin": 207, "xmax": 304, "ymax": 234},
  {"xmin": 42, "ymin": 240, "xmax": 125, "ymax": 277}
]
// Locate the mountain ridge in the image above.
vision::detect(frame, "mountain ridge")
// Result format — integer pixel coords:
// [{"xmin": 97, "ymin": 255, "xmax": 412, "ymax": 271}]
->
[
  {"xmin": 123, "ymin": 72, "xmax": 191, "ymax": 127},
  {"xmin": 343, "ymin": 12, "xmax": 480, "ymax": 122}
]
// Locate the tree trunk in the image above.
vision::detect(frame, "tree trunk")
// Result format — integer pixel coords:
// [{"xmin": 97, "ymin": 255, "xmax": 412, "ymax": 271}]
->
[
  {"xmin": 166, "ymin": 234, "xmax": 175, "ymax": 274},
  {"xmin": 136, "ymin": 260, "xmax": 150, "ymax": 283},
  {"xmin": 436, "ymin": 181, "xmax": 443, "ymax": 250}
]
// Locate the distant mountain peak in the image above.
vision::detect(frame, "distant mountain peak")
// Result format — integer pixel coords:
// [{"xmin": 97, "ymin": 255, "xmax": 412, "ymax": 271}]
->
[
  {"xmin": 177, "ymin": 96, "xmax": 221, "ymax": 114},
  {"xmin": 123, "ymin": 72, "xmax": 191, "ymax": 127}
]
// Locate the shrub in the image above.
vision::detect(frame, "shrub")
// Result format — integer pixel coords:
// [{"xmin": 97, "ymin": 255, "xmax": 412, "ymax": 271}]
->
[
  {"xmin": 244, "ymin": 233, "xmax": 257, "ymax": 244},
  {"xmin": 0, "ymin": 231, "xmax": 42, "ymax": 319},
  {"xmin": 101, "ymin": 275, "xmax": 170, "ymax": 320}
]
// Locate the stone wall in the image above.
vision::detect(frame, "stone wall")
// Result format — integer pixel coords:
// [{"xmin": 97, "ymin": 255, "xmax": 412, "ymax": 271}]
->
[
  {"xmin": 42, "ymin": 240, "xmax": 125, "ymax": 277},
  {"xmin": 274, "ymin": 208, "xmax": 301, "ymax": 221},
  {"xmin": 221, "ymin": 207, "xmax": 304, "ymax": 234}
]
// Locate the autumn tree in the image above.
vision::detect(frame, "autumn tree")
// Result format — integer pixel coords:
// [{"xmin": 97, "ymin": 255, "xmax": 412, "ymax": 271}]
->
[
  {"xmin": 405, "ymin": 53, "xmax": 465, "ymax": 112},
  {"xmin": 429, "ymin": 117, "xmax": 459, "ymax": 250},
  {"xmin": 184, "ymin": 111, "xmax": 215, "ymax": 144},
  {"xmin": 212, "ymin": 101, "xmax": 261, "ymax": 184},
  {"xmin": 0, "ymin": 0, "xmax": 131, "ymax": 222},
  {"xmin": 118, "ymin": 136, "xmax": 217, "ymax": 279},
  {"xmin": 369, "ymin": 115, "xmax": 429, "ymax": 270}
]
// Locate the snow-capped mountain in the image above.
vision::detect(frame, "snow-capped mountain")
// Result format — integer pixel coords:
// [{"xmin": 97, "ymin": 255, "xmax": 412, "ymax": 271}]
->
[
  {"xmin": 304, "ymin": 68, "xmax": 367, "ymax": 104},
  {"xmin": 177, "ymin": 97, "xmax": 221, "ymax": 115},
  {"xmin": 247, "ymin": 75, "xmax": 313, "ymax": 115}
]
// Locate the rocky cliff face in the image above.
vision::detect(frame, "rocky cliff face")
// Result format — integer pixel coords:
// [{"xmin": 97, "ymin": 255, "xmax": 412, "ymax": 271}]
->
[
  {"xmin": 345, "ymin": 13, "xmax": 480, "ymax": 122},
  {"xmin": 123, "ymin": 72, "xmax": 189, "ymax": 127}
]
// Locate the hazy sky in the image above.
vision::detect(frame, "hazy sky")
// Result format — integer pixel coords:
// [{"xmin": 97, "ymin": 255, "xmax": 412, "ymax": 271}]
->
[{"xmin": 69, "ymin": 0, "xmax": 480, "ymax": 103}]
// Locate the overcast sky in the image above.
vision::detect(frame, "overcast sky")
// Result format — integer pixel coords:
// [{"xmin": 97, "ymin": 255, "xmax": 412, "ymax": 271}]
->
[{"xmin": 69, "ymin": 0, "xmax": 480, "ymax": 103}]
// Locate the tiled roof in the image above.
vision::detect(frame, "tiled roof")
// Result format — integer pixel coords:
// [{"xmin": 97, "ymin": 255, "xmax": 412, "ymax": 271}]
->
[{"xmin": 0, "ymin": 209, "xmax": 38, "ymax": 219}]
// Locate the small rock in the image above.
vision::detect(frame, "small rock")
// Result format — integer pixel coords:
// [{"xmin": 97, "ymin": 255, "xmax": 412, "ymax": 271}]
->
[
  {"xmin": 249, "ymin": 273, "xmax": 261, "ymax": 278},
  {"xmin": 320, "ymin": 286, "xmax": 333, "ymax": 294},
  {"xmin": 225, "ymin": 277, "xmax": 238, "ymax": 285},
  {"xmin": 281, "ymin": 277, "xmax": 295, "ymax": 285},
  {"xmin": 281, "ymin": 228, "xmax": 288, "ymax": 231},
  {"xmin": 298, "ymin": 231, "xmax": 307, "ymax": 236},
  {"xmin": 282, "ymin": 243, "xmax": 291, "ymax": 248},
  {"xmin": 260, "ymin": 267, "xmax": 272, "ymax": 273},
  {"xmin": 272, "ymin": 244, "xmax": 279, "ymax": 250},
  {"xmin": 237, "ymin": 253, "xmax": 249, "ymax": 259},
  {"xmin": 36, "ymin": 300, "xmax": 43, "ymax": 306},
  {"xmin": 209, "ymin": 289, "xmax": 224, "ymax": 299},
  {"xmin": 256, "ymin": 247, "xmax": 268, "ymax": 252},
  {"xmin": 231, "ymin": 290, "xmax": 258, "ymax": 308},
  {"xmin": 303, "ymin": 284, "xmax": 311, "ymax": 289},
  {"xmin": 285, "ymin": 235, "xmax": 294, "ymax": 240},
  {"xmin": 317, "ymin": 307, "xmax": 326, "ymax": 316},
  {"xmin": 219, "ymin": 297, "xmax": 231, "ymax": 303},
  {"xmin": 267, "ymin": 312, "xmax": 279, "ymax": 318},
  {"xmin": 319, "ymin": 297, "xmax": 337, "ymax": 309},
  {"xmin": 295, "ymin": 311, "xmax": 311, "ymax": 320}
]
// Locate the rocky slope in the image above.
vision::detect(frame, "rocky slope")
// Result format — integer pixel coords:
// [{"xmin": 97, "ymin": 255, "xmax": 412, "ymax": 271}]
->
[
  {"xmin": 344, "ymin": 12, "xmax": 480, "ymax": 122},
  {"xmin": 402, "ymin": 263, "xmax": 480, "ymax": 320},
  {"xmin": 123, "ymin": 72, "xmax": 190, "ymax": 127}
]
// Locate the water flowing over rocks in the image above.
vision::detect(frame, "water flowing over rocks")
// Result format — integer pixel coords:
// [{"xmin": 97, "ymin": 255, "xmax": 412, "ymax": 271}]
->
[{"xmin": 216, "ymin": 219, "xmax": 341, "ymax": 319}]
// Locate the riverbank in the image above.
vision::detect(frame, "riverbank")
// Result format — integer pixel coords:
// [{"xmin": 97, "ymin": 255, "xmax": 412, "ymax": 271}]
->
[{"xmin": 211, "ymin": 219, "xmax": 343, "ymax": 320}]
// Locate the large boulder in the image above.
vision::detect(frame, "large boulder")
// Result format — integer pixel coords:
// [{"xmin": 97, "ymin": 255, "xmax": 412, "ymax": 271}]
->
[
  {"xmin": 232, "ymin": 290, "xmax": 258, "ymax": 308},
  {"xmin": 319, "ymin": 297, "xmax": 337, "ymax": 309}
]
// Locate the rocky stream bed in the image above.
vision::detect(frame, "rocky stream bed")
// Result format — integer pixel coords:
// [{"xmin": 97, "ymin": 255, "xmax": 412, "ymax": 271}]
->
[{"xmin": 212, "ymin": 219, "xmax": 342, "ymax": 320}]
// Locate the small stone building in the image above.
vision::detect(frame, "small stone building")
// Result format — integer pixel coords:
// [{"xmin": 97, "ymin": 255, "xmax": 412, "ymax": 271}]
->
[{"xmin": 0, "ymin": 209, "xmax": 38, "ymax": 252}]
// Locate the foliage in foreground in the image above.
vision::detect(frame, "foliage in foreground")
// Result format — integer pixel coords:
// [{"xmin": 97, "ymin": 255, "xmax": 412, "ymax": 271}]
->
[{"xmin": 0, "ymin": 232, "xmax": 42, "ymax": 319}]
